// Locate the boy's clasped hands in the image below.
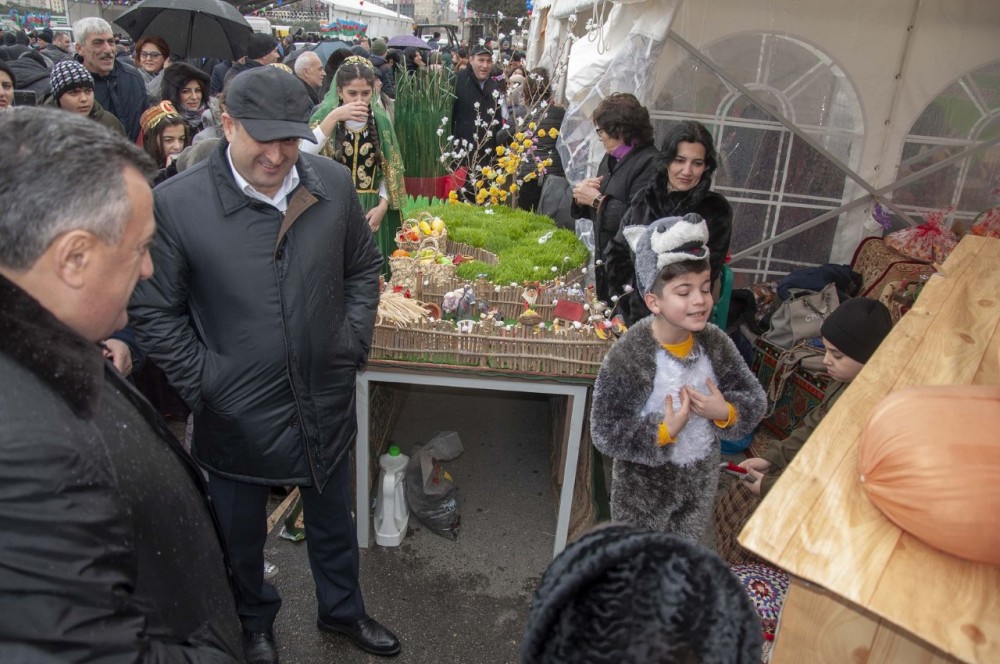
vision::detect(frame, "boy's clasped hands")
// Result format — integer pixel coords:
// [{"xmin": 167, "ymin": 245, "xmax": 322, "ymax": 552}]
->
[{"xmin": 662, "ymin": 378, "xmax": 731, "ymax": 437}]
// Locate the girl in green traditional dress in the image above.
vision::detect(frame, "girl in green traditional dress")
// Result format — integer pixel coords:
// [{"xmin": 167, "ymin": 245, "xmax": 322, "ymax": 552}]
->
[{"xmin": 304, "ymin": 55, "xmax": 406, "ymax": 277}]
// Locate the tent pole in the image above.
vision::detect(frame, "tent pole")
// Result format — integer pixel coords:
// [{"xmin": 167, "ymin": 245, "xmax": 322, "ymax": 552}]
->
[
  {"xmin": 873, "ymin": 0, "xmax": 922, "ymax": 188},
  {"xmin": 667, "ymin": 30, "xmax": 920, "ymax": 227},
  {"xmin": 731, "ymin": 135, "xmax": 1000, "ymax": 261}
]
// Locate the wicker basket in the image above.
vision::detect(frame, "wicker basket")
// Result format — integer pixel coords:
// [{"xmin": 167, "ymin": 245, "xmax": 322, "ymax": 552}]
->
[
  {"xmin": 389, "ymin": 236, "xmax": 455, "ymax": 289},
  {"xmin": 370, "ymin": 318, "xmax": 610, "ymax": 376},
  {"xmin": 394, "ymin": 212, "xmax": 448, "ymax": 253}
]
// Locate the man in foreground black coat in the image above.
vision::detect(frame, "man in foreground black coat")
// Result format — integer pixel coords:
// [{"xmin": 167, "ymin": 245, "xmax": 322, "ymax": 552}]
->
[
  {"xmin": 0, "ymin": 107, "xmax": 242, "ymax": 662},
  {"xmin": 129, "ymin": 67, "xmax": 398, "ymax": 663}
]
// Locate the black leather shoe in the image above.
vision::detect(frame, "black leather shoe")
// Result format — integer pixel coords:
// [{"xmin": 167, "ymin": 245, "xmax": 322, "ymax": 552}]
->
[
  {"xmin": 317, "ymin": 614, "xmax": 400, "ymax": 657},
  {"xmin": 242, "ymin": 630, "xmax": 278, "ymax": 664}
]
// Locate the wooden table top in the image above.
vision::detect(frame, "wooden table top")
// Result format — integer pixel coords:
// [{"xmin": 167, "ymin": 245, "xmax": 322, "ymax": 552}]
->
[{"xmin": 740, "ymin": 235, "xmax": 1000, "ymax": 663}]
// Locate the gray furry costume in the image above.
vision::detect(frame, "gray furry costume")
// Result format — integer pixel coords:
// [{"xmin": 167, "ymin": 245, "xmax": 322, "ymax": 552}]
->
[{"xmin": 591, "ymin": 214, "xmax": 767, "ymax": 542}]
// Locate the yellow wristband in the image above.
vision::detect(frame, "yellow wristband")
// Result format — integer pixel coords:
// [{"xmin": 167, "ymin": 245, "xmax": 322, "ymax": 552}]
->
[
  {"xmin": 714, "ymin": 403, "xmax": 738, "ymax": 428},
  {"xmin": 658, "ymin": 421, "xmax": 676, "ymax": 446}
]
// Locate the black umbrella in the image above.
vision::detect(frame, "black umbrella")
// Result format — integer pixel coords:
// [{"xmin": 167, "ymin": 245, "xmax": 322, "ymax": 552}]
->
[
  {"xmin": 308, "ymin": 40, "xmax": 353, "ymax": 67},
  {"xmin": 114, "ymin": 0, "xmax": 253, "ymax": 60}
]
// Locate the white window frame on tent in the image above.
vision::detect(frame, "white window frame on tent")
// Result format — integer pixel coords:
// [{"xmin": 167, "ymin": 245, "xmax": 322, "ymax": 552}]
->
[
  {"xmin": 650, "ymin": 31, "xmax": 867, "ymax": 284},
  {"xmin": 893, "ymin": 59, "xmax": 1000, "ymax": 229}
]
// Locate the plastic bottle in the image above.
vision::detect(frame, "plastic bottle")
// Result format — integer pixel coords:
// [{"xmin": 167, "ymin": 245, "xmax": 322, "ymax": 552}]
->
[{"xmin": 374, "ymin": 445, "xmax": 410, "ymax": 546}]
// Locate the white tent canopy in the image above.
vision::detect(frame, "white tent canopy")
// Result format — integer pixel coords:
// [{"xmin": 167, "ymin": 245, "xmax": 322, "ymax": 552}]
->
[
  {"xmin": 527, "ymin": 0, "xmax": 1000, "ymax": 283},
  {"xmin": 317, "ymin": 0, "xmax": 413, "ymax": 39}
]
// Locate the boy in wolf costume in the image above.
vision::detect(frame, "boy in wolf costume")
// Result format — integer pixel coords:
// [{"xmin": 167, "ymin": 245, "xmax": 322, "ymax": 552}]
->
[{"xmin": 591, "ymin": 214, "xmax": 766, "ymax": 542}]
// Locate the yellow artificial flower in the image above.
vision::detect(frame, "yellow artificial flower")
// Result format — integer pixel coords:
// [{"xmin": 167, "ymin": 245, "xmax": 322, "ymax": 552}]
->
[
  {"xmin": 528, "ymin": 122, "xmax": 537, "ymax": 130},
  {"xmin": 523, "ymin": 172, "xmax": 537, "ymax": 181},
  {"xmin": 548, "ymin": 128, "xmax": 559, "ymax": 138},
  {"xmin": 476, "ymin": 180, "xmax": 485, "ymax": 189},
  {"xmin": 544, "ymin": 158, "xmax": 553, "ymax": 166},
  {"xmin": 515, "ymin": 132, "xmax": 525, "ymax": 141},
  {"xmin": 476, "ymin": 189, "xmax": 488, "ymax": 203},
  {"xmin": 522, "ymin": 139, "xmax": 533, "ymax": 148},
  {"xmin": 489, "ymin": 185, "xmax": 501, "ymax": 196},
  {"xmin": 496, "ymin": 174, "xmax": 507, "ymax": 185},
  {"xmin": 496, "ymin": 146, "xmax": 505, "ymax": 156},
  {"xmin": 509, "ymin": 184, "xmax": 519, "ymax": 193}
]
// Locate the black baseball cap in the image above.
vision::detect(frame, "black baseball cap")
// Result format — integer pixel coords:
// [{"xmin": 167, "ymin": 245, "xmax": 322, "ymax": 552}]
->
[
  {"xmin": 225, "ymin": 67, "xmax": 317, "ymax": 143},
  {"xmin": 470, "ymin": 44, "xmax": 492, "ymax": 57}
]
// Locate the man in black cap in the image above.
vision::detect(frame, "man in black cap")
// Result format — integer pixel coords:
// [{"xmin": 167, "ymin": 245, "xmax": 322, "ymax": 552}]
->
[
  {"xmin": 41, "ymin": 28, "xmax": 73, "ymax": 64},
  {"xmin": 129, "ymin": 66, "xmax": 400, "ymax": 664},
  {"xmin": 451, "ymin": 43, "xmax": 504, "ymax": 175},
  {"xmin": 223, "ymin": 33, "xmax": 282, "ymax": 88},
  {"xmin": 34, "ymin": 28, "xmax": 63, "ymax": 64}
]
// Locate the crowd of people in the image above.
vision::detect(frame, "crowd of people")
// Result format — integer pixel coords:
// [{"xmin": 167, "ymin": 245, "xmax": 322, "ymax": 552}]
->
[{"xmin": 0, "ymin": 13, "xmax": 903, "ymax": 664}]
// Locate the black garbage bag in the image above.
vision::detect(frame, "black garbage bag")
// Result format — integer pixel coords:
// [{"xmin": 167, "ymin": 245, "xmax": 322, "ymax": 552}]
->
[{"xmin": 404, "ymin": 433, "xmax": 462, "ymax": 540}]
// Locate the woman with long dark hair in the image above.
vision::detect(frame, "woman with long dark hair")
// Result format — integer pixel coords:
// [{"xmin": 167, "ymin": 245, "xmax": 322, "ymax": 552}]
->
[
  {"xmin": 606, "ymin": 120, "xmax": 733, "ymax": 325},
  {"xmin": 160, "ymin": 62, "xmax": 210, "ymax": 135},
  {"xmin": 305, "ymin": 56, "xmax": 406, "ymax": 276}
]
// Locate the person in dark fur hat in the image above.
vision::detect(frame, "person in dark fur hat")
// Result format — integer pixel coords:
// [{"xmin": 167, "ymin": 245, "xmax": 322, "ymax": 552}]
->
[
  {"xmin": 521, "ymin": 524, "xmax": 763, "ymax": 663},
  {"xmin": 160, "ymin": 62, "xmax": 210, "ymax": 135},
  {"xmin": 715, "ymin": 297, "xmax": 893, "ymax": 565},
  {"xmin": 591, "ymin": 215, "xmax": 766, "ymax": 544}
]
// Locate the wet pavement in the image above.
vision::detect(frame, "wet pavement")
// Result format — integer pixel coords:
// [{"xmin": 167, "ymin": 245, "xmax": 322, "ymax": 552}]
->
[{"xmin": 264, "ymin": 386, "xmax": 558, "ymax": 663}]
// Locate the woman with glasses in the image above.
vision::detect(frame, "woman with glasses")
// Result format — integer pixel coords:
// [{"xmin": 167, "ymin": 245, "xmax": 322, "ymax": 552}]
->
[
  {"xmin": 571, "ymin": 92, "xmax": 659, "ymax": 304},
  {"xmin": 135, "ymin": 36, "xmax": 170, "ymax": 99}
]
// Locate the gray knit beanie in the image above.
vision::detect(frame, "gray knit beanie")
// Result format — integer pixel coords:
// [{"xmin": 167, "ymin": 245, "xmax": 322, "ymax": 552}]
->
[
  {"xmin": 521, "ymin": 525, "xmax": 763, "ymax": 663},
  {"xmin": 370, "ymin": 38, "xmax": 388, "ymax": 56}
]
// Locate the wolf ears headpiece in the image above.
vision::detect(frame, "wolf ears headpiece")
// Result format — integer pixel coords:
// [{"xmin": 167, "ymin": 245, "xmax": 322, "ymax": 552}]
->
[{"xmin": 622, "ymin": 213, "xmax": 710, "ymax": 295}]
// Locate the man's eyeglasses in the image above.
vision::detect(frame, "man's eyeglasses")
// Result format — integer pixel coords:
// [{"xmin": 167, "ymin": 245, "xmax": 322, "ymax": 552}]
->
[{"xmin": 140, "ymin": 51, "xmax": 163, "ymax": 59}]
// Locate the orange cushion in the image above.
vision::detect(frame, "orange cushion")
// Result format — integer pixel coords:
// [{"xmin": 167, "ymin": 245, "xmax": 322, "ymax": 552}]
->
[{"xmin": 859, "ymin": 385, "xmax": 1000, "ymax": 566}]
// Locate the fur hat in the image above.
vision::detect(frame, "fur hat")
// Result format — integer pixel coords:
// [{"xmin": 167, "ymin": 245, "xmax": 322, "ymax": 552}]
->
[
  {"xmin": 820, "ymin": 297, "xmax": 893, "ymax": 363},
  {"xmin": 622, "ymin": 213, "xmax": 711, "ymax": 294},
  {"xmin": 50, "ymin": 60, "xmax": 94, "ymax": 100},
  {"xmin": 160, "ymin": 61, "xmax": 209, "ymax": 106},
  {"xmin": 521, "ymin": 525, "xmax": 763, "ymax": 663}
]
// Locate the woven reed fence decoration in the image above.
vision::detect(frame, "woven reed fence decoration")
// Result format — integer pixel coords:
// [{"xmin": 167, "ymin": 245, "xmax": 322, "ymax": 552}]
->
[
  {"xmin": 390, "ymin": 240, "xmax": 589, "ymax": 322},
  {"xmin": 370, "ymin": 318, "xmax": 610, "ymax": 376}
]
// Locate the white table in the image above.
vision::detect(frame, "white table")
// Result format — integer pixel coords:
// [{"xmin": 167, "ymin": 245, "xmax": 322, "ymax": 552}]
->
[{"xmin": 355, "ymin": 364, "xmax": 591, "ymax": 558}]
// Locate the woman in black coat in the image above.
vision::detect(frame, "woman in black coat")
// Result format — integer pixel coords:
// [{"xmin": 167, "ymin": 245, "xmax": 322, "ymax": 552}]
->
[
  {"xmin": 571, "ymin": 92, "xmax": 659, "ymax": 303},
  {"xmin": 606, "ymin": 120, "xmax": 733, "ymax": 325}
]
